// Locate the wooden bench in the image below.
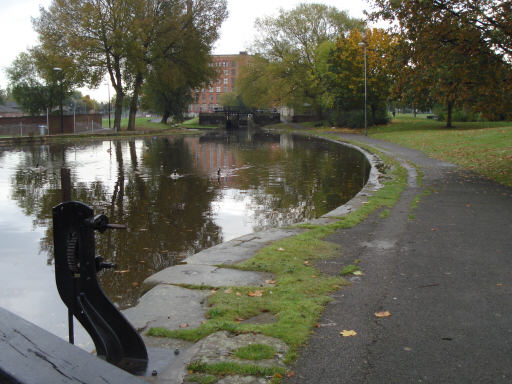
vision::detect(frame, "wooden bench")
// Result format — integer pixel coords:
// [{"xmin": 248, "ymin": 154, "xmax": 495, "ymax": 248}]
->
[{"xmin": 0, "ymin": 307, "xmax": 146, "ymax": 384}]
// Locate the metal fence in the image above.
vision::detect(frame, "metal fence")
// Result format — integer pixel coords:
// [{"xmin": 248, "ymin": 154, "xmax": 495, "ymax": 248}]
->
[
  {"xmin": 0, "ymin": 114, "xmax": 103, "ymax": 137},
  {"xmin": 0, "ymin": 122, "xmax": 48, "ymax": 137}
]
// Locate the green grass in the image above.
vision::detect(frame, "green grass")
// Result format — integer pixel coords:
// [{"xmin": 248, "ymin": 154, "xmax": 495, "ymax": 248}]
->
[
  {"xmin": 147, "ymin": 142, "xmax": 408, "ymax": 366},
  {"xmin": 102, "ymin": 117, "xmax": 172, "ymax": 131},
  {"xmin": 233, "ymin": 344, "xmax": 277, "ymax": 360},
  {"xmin": 180, "ymin": 117, "xmax": 217, "ymax": 129},
  {"xmin": 370, "ymin": 116, "xmax": 512, "ymax": 187},
  {"xmin": 187, "ymin": 361, "xmax": 286, "ymax": 377},
  {"xmin": 185, "ymin": 374, "xmax": 218, "ymax": 384},
  {"xmin": 341, "ymin": 263, "xmax": 361, "ymax": 276}
]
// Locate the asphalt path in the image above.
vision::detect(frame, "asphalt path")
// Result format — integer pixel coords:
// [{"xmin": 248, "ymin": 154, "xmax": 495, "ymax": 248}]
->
[{"xmin": 286, "ymin": 134, "xmax": 512, "ymax": 383}]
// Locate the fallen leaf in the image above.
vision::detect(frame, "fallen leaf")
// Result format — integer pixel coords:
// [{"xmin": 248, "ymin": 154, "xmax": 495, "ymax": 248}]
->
[
  {"xmin": 304, "ymin": 260, "xmax": 310, "ymax": 266},
  {"xmin": 340, "ymin": 330, "xmax": 358, "ymax": 337},
  {"xmin": 312, "ymin": 275, "xmax": 318, "ymax": 278},
  {"xmin": 497, "ymin": 283, "xmax": 504, "ymax": 287},
  {"xmin": 314, "ymin": 323, "xmax": 320, "ymax": 328},
  {"xmin": 431, "ymin": 227, "xmax": 438, "ymax": 231},
  {"xmin": 353, "ymin": 270, "xmax": 364, "ymax": 276},
  {"xmin": 142, "ymin": 248, "xmax": 150, "ymax": 251},
  {"xmin": 235, "ymin": 317, "xmax": 244, "ymax": 322},
  {"xmin": 131, "ymin": 282, "xmax": 139, "ymax": 287},
  {"xmin": 179, "ymin": 323, "xmax": 189, "ymax": 328},
  {"xmin": 248, "ymin": 290, "xmax": 264, "ymax": 297},
  {"xmin": 287, "ymin": 371, "xmax": 295, "ymax": 378},
  {"xmin": 277, "ymin": 247, "xmax": 285, "ymax": 252},
  {"xmin": 273, "ymin": 373, "xmax": 283, "ymax": 379},
  {"xmin": 224, "ymin": 288, "xmax": 233, "ymax": 294},
  {"xmin": 265, "ymin": 279, "xmax": 277, "ymax": 284},
  {"xmin": 138, "ymin": 260, "xmax": 145, "ymax": 264},
  {"xmin": 113, "ymin": 269, "xmax": 130, "ymax": 274},
  {"xmin": 236, "ymin": 292, "xmax": 242, "ymax": 296},
  {"xmin": 466, "ymin": 204, "xmax": 471, "ymax": 208},
  {"xmin": 375, "ymin": 311, "xmax": 391, "ymax": 318},
  {"xmin": 139, "ymin": 229, "xmax": 148, "ymax": 232},
  {"xmin": 210, "ymin": 289, "xmax": 218, "ymax": 294}
]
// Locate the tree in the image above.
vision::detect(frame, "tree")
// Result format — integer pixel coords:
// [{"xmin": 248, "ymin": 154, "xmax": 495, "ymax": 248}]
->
[
  {"xmin": 241, "ymin": 3, "xmax": 362, "ymax": 114},
  {"xmin": 370, "ymin": 0, "xmax": 512, "ymax": 126},
  {"xmin": 6, "ymin": 51, "xmax": 69, "ymax": 115},
  {"xmin": 323, "ymin": 28, "xmax": 397, "ymax": 126},
  {"xmin": 34, "ymin": 0, "xmax": 227, "ymax": 132},
  {"xmin": 141, "ymin": 1, "xmax": 224, "ymax": 124}
]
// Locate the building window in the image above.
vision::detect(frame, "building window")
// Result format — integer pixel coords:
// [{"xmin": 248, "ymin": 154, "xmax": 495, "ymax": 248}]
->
[
  {"xmin": 209, "ymin": 86, "xmax": 214, "ymax": 92},
  {"xmin": 209, "ymin": 95, "xmax": 214, "ymax": 101},
  {"xmin": 223, "ymin": 78, "xmax": 228, "ymax": 84},
  {"xmin": 216, "ymin": 86, "xmax": 221, "ymax": 93}
]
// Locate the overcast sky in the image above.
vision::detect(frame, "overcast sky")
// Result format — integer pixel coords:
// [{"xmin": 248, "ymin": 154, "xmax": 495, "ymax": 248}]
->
[{"xmin": 0, "ymin": 0, "xmax": 370, "ymax": 102}]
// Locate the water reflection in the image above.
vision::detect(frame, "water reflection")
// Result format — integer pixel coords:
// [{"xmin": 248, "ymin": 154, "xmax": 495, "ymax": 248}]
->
[{"xmin": 0, "ymin": 129, "xmax": 369, "ymax": 346}]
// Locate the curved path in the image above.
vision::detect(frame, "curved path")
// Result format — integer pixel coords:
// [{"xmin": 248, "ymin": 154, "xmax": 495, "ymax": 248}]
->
[{"xmin": 286, "ymin": 133, "xmax": 512, "ymax": 383}]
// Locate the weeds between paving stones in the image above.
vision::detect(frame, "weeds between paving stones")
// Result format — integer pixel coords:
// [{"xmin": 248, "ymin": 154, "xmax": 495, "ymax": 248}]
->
[{"xmin": 147, "ymin": 137, "xmax": 408, "ymax": 382}]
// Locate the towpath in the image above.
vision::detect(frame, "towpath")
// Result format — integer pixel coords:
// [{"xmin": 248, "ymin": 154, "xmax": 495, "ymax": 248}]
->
[{"xmin": 285, "ymin": 133, "xmax": 512, "ymax": 383}]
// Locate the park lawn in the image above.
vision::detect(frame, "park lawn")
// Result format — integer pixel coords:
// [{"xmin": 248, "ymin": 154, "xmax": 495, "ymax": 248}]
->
[
  {"xmin": 369, "ymin": 116, "xmax": 512, "ymax": 188},
  {"xmin": 102, "ymin": 117, "xmax": 171, "ymax": 131}
]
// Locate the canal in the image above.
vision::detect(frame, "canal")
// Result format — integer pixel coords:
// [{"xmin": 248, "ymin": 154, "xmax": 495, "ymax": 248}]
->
[{"xmin": 0, "ymin": 129, "xmax": 369, "ymax": 348}]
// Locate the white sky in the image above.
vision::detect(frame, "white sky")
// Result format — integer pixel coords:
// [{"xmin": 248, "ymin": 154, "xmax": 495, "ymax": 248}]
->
[{"xmin": 0, "ymin": 0, "xmax": 369, "ymax": 102}]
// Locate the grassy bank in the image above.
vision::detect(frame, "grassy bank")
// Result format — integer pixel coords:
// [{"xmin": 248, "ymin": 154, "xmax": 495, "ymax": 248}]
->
[{"xmin": 369, "ymin": 116, "xmax": 512, "ymax": 187}]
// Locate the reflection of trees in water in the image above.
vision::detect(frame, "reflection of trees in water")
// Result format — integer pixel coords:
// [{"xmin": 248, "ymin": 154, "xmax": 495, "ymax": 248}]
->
[
  {"xmin": 227, "ymin": 135, "xmax": 369, "ymax": 231},
  {"xmin": 6, "ymin": 133, "xmax": 367, "ymax": 307},
  {"xmin": 9, "ymin": 138, "xmax": 222, "ymax": 308}
]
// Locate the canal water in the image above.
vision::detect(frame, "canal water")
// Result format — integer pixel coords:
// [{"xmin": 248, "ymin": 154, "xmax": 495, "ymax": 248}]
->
[{"xmin": 0, "ymin": 129, "xmax": 369, "ymax": 348}]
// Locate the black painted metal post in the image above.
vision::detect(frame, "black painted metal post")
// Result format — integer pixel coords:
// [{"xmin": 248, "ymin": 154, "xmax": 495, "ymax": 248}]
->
[{"xmin": 60, "ymin": 167, "xmax": 74, "ymax": 344}]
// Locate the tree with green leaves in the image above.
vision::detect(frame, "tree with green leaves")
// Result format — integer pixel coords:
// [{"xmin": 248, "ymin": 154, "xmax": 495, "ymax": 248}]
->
[
  {"xmin": 141, "ymin": 1, "xmax": 223, "ymax": 124},
  {"xmin": 6, "ymin": 50, "xmax": 71, "ymax": 115},
  {"xmin": 370, "ymin": 0, "xmax": 512, "ymax": 127},
  {"xmin": 34, "ymin": 0, "xmax": 227, "ymax": 131},
  {"xmin": 324, "ymin": 28, "xmax": 397, "ymax": 126},
  {"xmin": 239, "ymin": 3, "xmax": 362, "ymax": 114}
]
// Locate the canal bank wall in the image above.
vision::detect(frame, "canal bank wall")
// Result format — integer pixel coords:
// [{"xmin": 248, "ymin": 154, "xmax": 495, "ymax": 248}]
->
[{"xmin": 122, "ymin": 136, "xmax": 385, "ymax": 383}]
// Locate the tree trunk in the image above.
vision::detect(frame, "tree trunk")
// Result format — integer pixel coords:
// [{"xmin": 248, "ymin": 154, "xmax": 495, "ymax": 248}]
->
[
  {"xmin": 160, "ymin": 111, "xmax": 170, "ymax": 124},
  {"xmin": 113, "ymin": 92, "xmax": 123, "ymax": 132},
  {"xmin": 127, "ymin": 72, "xmax": 144, "ymax": 132},
  {"xmin": 446, "ymin": 101, "xmax": 454, "ymax": 128}
]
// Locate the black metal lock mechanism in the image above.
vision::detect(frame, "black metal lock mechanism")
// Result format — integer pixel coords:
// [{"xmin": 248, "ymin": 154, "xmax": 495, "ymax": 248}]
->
[{"xmin": 52, "ymin": 201, "xmax": 148, "ymax": 375}]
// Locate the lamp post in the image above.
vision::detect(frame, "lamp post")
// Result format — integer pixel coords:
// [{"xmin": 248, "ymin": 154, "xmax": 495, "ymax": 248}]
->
[
  {"xmin": 54, "ymin": 67, "xmax": 64, "ymax": 134},
  {"xmin": 104, "ymin": 82, "xmax": 111, "ymax": 130},
  {"xmin": 357, "ymin": 41, "xmax": 367, "ymax": 136}
]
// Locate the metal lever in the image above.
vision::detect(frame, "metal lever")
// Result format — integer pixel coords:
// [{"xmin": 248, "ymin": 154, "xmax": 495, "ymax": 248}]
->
[
  {"xmin": 86, "ymin": 214, "xmax": 127, "ymax": 233},
  {"xmin": 95, "ymin": 256, "xmax": 117, "ymax": 272}
]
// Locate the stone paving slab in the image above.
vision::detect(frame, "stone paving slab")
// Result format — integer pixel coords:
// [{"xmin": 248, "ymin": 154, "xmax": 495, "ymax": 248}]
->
[
  {"xmin": 184, "ymin": 228, "xmax": 305, "ymax": 266},
  {"xmin": 123, "ymin": 284, "xmax": 209, "ymax": 332},
  {"xmin": 144, "ymin": 264, "xmax": 274, "ymax": 289},
  {"xmin": 190, "ymin": 331, "xmax": 289, "ymax": 368}
]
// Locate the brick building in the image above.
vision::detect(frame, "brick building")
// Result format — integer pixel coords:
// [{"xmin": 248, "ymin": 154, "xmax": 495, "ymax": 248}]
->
[{"xmin": 188, "ymin": 52, "xmax": 249, "ymax": 115}]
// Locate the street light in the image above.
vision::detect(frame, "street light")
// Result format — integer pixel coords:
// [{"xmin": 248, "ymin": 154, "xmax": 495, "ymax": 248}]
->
[
  {"xmin": 53, "ymin": 67, "xmax": 64, "ymax": 134},
  {"xmin": 104, "ymin": 81, "xmax": 111, "ymax": 130},
  {"xmin": 357, "ymin": 41, "xmax": 367, "ymax": 136}
]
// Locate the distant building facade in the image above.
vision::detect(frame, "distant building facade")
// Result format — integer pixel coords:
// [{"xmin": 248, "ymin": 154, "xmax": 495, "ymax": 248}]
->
[{"xmin": 188, "ymin": 52, "xmax": 249, "ymax": 115}]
